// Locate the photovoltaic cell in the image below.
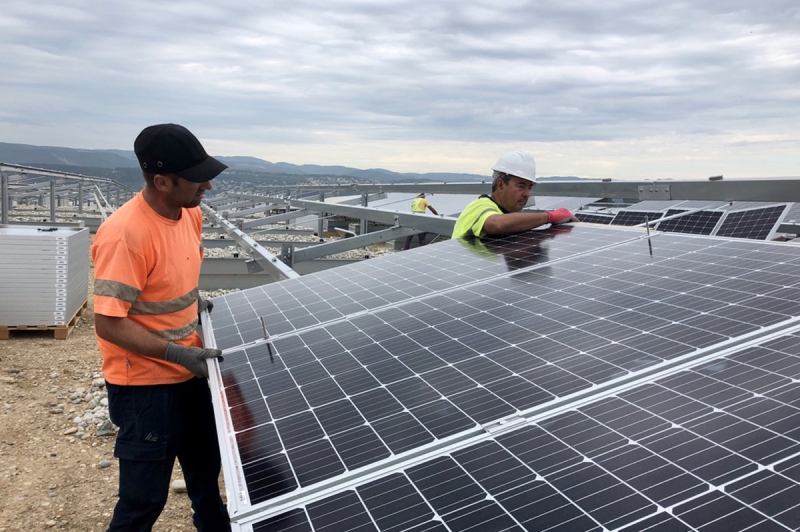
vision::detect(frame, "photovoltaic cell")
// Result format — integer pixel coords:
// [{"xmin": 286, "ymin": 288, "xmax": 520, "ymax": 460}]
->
[
  {"xmin": 245, "ymin": 327, "xmax": 800, "ymax": 531},
  {"xmin": 715, "ymin": 205, "xmax": 788, "ymax": 240}
]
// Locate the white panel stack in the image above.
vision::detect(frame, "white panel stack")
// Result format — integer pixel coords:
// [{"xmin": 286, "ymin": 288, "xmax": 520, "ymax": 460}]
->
[{"xmin": 0, "ymin": 225, "xmax": 90, "ymax": 327}]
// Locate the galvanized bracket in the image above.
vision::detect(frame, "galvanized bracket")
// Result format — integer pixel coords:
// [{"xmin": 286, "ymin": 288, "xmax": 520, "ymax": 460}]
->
[{"xmin": 638, "ymin": 184, "xmax": 671, "ymax": 200}]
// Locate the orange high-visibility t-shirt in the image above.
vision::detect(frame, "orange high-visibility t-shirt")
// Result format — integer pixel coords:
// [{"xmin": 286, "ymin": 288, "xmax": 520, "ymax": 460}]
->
[{"xmin": 92, "ymin": 193, "xmax": 204, "ymax": 385}]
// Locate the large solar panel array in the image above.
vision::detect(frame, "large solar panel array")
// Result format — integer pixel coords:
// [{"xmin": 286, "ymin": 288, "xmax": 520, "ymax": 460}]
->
[
  {"xmin": 247, "ymin": 325, "xmax": 800, "ymax": 531},
  {"xmin": 206, "ymin": 225, "xmax": 800, "ymax": 530}
]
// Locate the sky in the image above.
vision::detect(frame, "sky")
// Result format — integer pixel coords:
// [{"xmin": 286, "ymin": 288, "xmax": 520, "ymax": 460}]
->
[{"xmin": 1, "ymin": 0, "xmax": 799, "ymax": 179}]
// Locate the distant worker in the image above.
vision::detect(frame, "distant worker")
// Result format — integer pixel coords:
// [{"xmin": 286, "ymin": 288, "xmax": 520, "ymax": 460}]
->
[
  {"xmin": 452, "ymin": 150, "xmax": 577, "ymax": 239},
  {"xmin": 92, "ymin": 124, "xmax": 231, "ymax": 531},
  {"xmin": 403, "ymin": 192, "xmax": 440, "ymax": 250}
]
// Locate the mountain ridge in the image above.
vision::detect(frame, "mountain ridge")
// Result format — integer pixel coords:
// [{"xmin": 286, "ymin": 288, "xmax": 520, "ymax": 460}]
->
[{"xmin": 0, "ymin": 141, "xmax": 589, "ymax": 187}]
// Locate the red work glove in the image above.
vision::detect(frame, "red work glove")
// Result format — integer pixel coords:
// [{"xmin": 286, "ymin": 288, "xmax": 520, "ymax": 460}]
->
[{"xmin": 547, "ymin": 208, "xmax": 577, "ymax": 225}]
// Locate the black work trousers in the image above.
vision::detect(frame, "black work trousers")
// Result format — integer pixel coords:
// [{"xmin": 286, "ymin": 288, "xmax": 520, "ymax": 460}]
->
[
  {"xmin": 106, "ymin": 378, "xmax": 230, "ymax": 532},
  {"xmin": 403, "ymin": 232, "xmax": 427, "ymax": 250}
]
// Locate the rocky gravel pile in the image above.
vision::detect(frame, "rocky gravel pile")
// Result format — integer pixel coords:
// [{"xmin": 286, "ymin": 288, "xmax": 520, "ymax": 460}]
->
[{"xmin": 6, "ymin": 204, "xmax": 105, "ymax": 223}]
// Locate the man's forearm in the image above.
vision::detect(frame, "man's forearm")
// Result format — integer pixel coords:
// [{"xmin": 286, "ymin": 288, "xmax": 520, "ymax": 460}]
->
[
  {"xmin": 95, "ymin": 314, "xmax": 170, "ymax": 359},
  {"xmin": 482, "ymin": 212, "xmax": 549, "ymax": 235}
]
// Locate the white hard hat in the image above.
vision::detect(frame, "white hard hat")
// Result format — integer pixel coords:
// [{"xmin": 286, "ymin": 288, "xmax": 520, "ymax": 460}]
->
[{"xmin": 492, "ymin": 150, "xmax": 536, "ymax": 183}]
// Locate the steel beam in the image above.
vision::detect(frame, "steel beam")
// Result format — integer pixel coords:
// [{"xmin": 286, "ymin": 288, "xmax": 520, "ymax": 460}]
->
[
  {"xmin": 248, "ymin": 178, "xmax": 800, "ymax": 202},
  {"xmin": 1, "ymin": 172, "xmax": 8, "ymax": 225},
  {"xmin": 288, "ymin": 198, "xmax": 455, "ymax": 234},
  {"xmin": 50, "ymin": 180, "xmax": 56, "ymax": 221},
  {"xmin": 226, "ymin": 203, "xmax": 277, "ymax": 217},
  {"xmin": 215, "ymin": 199, "xmax": 265, "ymax": 211},
  {"xmin": 239, "ymin": 209, "xmax": 310, "ymax": 230},
  {"xmin": 291, "ymin": 226, "xmax": 419, "ymax": 263},
  {"xmin": 202, "ymin": 206, "xmax": 300, "ymax": 280}
]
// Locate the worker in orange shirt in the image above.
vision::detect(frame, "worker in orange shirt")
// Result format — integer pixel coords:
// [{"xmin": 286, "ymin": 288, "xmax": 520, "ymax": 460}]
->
[
  {"xmin": 403, "ymin": 192, "xmax": 440, "ymax": 250},
  {"xmin": 92, "ymin": 124, "xmax": 230, "ymax": 531}
]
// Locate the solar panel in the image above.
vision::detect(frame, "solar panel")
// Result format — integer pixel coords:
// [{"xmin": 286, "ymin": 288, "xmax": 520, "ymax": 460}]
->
[
  {"xmin": 655, "ymin": 209, "xmax": 724, "ymax": 235},
  {"xmin": 575, "ymin": 212, "xmax": 614, "ymax": 224},
  {"xmin": 714, "ymin": 205, "xmax": 788, "ymax": 240},
  {"xmin": 207, "ymin": 227, "xmax": 800, "ymax": 527},
  {"xmin": 207, "ymin": 225, "xmax": 640, "ymax": 350},
  {"xmin": 243, "ymin": 325, "xmax": 800, "ymax": 531},
  {"xmin": 610, "ymin": 210, "xmax": 663, "ymax": 226}
]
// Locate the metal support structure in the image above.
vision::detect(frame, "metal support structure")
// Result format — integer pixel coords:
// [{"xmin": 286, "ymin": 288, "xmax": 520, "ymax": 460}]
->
[
  {"xmin": 50, "ymin": 180, "xmax": 56, "ymax": 222},
  {"xmin": 291, "ymin": 226, "xmax": 419, "ymax": 263},
  {"xmin": 360, "ymin": 192, "xmax": 368, "ymax": 235},
  {"xmin": 317, "ymin": 191, "xmax": 325, "ymax": 240},
  {"xmin": 286, "ymin": 198, "xmax": 454, "ymax": 235},
  {"xmin": 0, "ymin": 172, "xmax": 8, "ymax": 225},
  {"xmin": 226, "ymin": 203, "xmax": 278, "ymax": 218},
  {"xmin": 202, "ymin": 205, "xmax": 300, "ymax": 280},
  {"xmin": 254, "ymin": 178, "xmax": 800, "ymax": 203},
  {"xmin": 240, "ymin": 209, "xmax": 310, "ymax": 231},
  {"xmin": 78, "ymin": 181, "xmax": 83, "ymax": 214}
]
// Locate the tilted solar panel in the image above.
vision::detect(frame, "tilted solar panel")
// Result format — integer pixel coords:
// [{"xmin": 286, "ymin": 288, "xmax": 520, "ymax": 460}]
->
[
  {"xmin": 244, "ymin": 325, "xmax": 800, "ymax": 531},
  {"xmin": 575, "ymin": 212, "xmax": 614, "ymax": 224},
  {"xmin": 715, "ymin": 205, "xmax": 788, "ymax": 240},
  {"xmin": 610, "ymin": 210, "xmax": 663, "ymax": 226},
  {"xmin": 655, "ymin": 209, "xmax": 724, "ymax": 235},
  {"xmin": 206, "ymin": 226, "xmax": 800, "ymax": 528}
]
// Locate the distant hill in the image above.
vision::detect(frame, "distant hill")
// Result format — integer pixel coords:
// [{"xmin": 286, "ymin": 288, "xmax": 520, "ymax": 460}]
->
[
  {"xmin": 0, "ymin": 142, "xmax": 139, "ymax": 169},
  {"xmin": 0, "ymin": 141, "xmax": 490, "ymax": 183},
  {"xmin": 0, "ymin": 142, "xmax": 594, "ymax": 192}
]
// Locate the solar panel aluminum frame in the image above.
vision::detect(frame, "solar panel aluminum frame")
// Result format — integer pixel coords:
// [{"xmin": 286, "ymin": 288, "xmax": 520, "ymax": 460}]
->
[
  {"xmin": 229, "ymin": 318, "xmax": 800, "ymax": 532},
  {"xmin": 712, "ymin": 203, "xmax": 790, "ymax": 241}
]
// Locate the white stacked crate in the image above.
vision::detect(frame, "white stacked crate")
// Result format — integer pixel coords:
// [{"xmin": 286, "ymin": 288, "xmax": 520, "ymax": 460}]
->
[{"xmin": 0, "ymin": 225, "xmax": 89, "ymax": 331}]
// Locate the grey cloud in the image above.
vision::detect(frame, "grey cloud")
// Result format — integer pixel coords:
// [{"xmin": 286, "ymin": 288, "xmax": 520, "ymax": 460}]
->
[{"xmin": 0, "ymin": 0, "xmax": 798, "ymax": 175}]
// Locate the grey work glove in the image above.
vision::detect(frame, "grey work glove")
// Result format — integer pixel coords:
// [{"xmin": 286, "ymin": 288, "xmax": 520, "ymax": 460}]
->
[
  {"xmin": 164, "ymin": 342, "xmax": 222, "ymax": 379},
  {"xmin": 197, "ymin": 297, "xmax": 214, "ymax": 315}
]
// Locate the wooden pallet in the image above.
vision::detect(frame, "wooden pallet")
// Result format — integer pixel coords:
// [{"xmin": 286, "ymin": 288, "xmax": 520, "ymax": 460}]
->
[{"xmin": 0, "ymin": 299, "xmax": 89, "ymax": 340}]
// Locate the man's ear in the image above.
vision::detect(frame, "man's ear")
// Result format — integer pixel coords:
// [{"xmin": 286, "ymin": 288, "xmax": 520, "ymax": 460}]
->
[{"xmin": 152, "ymin": 174, "xmax": 173, "ymax": 192}]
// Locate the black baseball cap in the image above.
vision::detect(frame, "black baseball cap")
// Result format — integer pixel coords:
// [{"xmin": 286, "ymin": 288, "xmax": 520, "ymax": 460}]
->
[{"xmin": 134, "ymin": 123, "xmax": 227, "ymax": 183}]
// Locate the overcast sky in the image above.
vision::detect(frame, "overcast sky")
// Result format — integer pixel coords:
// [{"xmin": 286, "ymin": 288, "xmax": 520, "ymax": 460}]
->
[{"xmin": 1, "ymin": 1, "xmax": 798, "ymax": 179}]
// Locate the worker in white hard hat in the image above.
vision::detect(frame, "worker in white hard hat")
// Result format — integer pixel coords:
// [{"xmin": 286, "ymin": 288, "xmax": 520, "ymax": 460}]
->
[{"xmin": 452, "ymin": 150, "xmax": 577, "ymax": 239}]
